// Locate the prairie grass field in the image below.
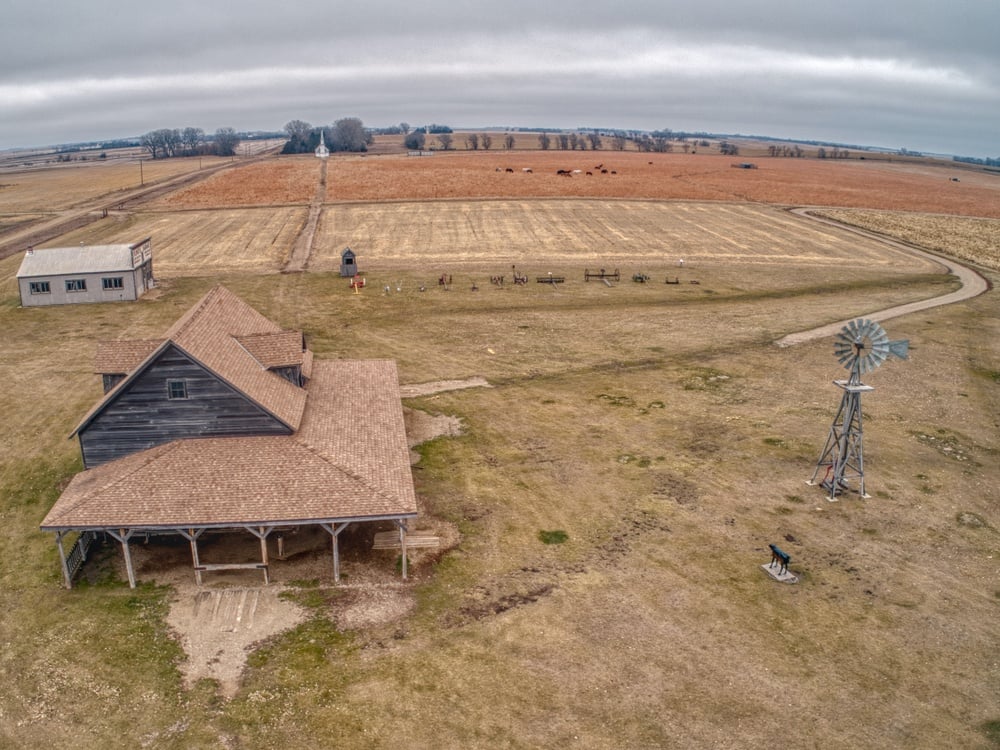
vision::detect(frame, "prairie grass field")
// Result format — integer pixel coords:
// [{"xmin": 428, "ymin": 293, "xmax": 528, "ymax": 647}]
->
[{"xmin": 0, "ymin": 149, "xmax": 998, "ymax": 749}]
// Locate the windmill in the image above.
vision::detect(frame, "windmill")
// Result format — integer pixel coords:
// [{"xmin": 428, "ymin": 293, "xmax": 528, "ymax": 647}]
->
[{"xmin": 808, "ymin": 319, "xmax": 909, "ymax": 500}]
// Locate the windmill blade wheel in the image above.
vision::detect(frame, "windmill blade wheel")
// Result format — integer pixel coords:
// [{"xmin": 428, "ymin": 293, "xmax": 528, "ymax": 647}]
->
[{"xmin": 834, "ymin": 319, "xmax": 890, "ymax": 373}]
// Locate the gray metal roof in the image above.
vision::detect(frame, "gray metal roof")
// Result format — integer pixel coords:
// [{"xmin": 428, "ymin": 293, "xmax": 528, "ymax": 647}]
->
[{"xmin": 16, "ymin": 245, "xmax": 141, "ymax": 278}]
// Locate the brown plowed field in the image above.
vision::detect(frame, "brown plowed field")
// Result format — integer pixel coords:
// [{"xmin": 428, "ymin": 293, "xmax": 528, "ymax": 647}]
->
[
  {"xmin": 154, "ymin": 158, "xmax": 321, "ymax": 208},
  {"xmin": 152, "ymin": 151, "xmax": 1000, "ymax": 217}
]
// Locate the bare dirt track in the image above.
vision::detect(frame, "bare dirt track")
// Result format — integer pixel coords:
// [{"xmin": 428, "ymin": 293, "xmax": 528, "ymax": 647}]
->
[{"xmin": 776, "ymin": 209, "xmax": 990, "ymax": 346}]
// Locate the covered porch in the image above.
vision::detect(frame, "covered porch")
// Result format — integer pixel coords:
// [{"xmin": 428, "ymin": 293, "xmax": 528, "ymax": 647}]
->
[{"xmin": 48, "ymin": 515, "xmax": 418, "ymax": 589}]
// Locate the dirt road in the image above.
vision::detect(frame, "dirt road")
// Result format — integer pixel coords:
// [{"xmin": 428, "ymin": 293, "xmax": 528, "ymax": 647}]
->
[{"xmin": 775, "ymin": 208, "xmax": 990, "ymax": 346}]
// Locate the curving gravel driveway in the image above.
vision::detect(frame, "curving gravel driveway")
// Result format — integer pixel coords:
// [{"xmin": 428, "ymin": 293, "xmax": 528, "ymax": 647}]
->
[{"xmin": 775, "ymin": 209, "xmax": 991, "ymax": 347}]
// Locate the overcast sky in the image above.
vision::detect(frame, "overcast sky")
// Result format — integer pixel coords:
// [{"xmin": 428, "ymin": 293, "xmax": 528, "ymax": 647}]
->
[{"xmin": 2, "ymin": 1, "xmax": 997, "ymax": 156}]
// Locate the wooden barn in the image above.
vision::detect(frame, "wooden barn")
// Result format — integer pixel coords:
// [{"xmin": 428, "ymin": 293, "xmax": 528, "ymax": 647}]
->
[
  {"xmin": 40, "ymin": 285, "xmax": 418, "ymax": 588},
  {"xmin": 17, "ymin": 238, "xmax": 154, "ymax": 307}
]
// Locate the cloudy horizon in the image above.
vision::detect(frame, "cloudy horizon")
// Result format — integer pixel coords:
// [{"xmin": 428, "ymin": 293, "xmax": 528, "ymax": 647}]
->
[{"xmin": 2, "ymin": 1, "xmax": 997, "ymax": 157}]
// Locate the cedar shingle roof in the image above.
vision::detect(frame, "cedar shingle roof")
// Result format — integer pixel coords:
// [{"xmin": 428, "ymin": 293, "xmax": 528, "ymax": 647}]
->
[
  {"xmin": 94, "ymin": 339, "xmax": 165, "ymax": 374},
  {"xmin": 41, "ymin": 359, "xmax": 417, "ymax": 529},
  {"xmin": 236, "ymin": 331, "xmax": 306, "ymax": 369}
]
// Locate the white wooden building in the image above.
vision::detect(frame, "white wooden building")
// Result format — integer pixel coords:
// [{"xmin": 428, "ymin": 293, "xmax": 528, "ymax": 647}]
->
[{"xmin": 16, "ymin": 238, "xmax": 154, "ymax": 307}]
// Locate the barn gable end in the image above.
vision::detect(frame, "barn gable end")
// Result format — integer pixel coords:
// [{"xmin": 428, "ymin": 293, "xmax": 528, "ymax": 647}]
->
[{"xmin": 78, "ymin": 342, "xmax": 293, "ymax": 468}]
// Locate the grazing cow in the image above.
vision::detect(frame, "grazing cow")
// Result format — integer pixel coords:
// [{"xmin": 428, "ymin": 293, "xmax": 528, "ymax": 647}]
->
[
  {"xmin": 505, "ymin": 168, "xmax": 514, "ymax": 173},
  {"xmin": 522, "ymin": 168, "xmax": 533, "ymax": 173},
  {"xmin": 601, "ymin": 169, "xmax": 608, "ymax": 174},
  {"xmin": 610, "ymin": 170, "xmax": 617, "ymax": 174},
  {"xmin": 586, "ymin": 171, "xmax": 593, "ymax": 176}
]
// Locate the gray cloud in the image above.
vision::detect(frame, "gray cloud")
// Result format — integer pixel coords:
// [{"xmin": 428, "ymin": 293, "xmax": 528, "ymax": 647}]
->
[{"xmin": 1, "ymin": 1, "xmax": 997, "ymax": 155}]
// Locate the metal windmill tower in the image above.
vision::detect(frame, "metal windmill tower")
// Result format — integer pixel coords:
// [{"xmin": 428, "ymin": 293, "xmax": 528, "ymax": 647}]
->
[{"xmin": 808, "ymin": 319, "xmax": 909, "ymax": 500}]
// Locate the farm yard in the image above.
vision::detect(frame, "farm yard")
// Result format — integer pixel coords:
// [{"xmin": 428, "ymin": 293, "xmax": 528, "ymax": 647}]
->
[{"xmin": 0, "ymin": 147, "xmax": 998, "ymax": 749}]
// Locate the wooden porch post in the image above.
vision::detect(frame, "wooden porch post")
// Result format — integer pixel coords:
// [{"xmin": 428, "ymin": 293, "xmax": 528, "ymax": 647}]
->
[
  {"xmin": 244, "ymin": 526, "xmax": 274, "ymax": 585},
  {"xmin": 259, "ymin": 526, "xmax": 270, "ymax": 585},
  {"xmin": 181, "ymin": 528, "xmax": 204, "ymax": 586},
  {"xmin": 119, "ymin": 529, "xmax": 136, "ymax": 588},
  {"xmin": 320, "ymin": 522, "xmax": 350, "ymax": 583},
  {"xmin": 55, "ymin": 531, "xmax": 72, "ymax": 589},
  {"xmin": 397, "ymin": 520, "xmax": 408, "ymax": 580}
]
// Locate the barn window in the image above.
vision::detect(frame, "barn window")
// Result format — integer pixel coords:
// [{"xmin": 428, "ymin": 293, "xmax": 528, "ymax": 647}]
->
[
  {"xmin": 29, "ymin": 281, "xmax": 51, "ymax": 294},
  {"xmin": 102, "ymin": 277, "xmax": 124, "ymax": 290},
  {"xmin": 65, "ymin": 279, "xmax": 87, "ymax": 292},
  {"xmin": 167, "ymin": 380, "xmax": 188, "ymax": 399}
]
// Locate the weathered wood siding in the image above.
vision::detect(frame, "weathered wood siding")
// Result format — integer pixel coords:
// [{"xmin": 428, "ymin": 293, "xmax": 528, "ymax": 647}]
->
[
  {"xmin": 272, "ymin": 365, "xmax": 303, "ymax": 387},
  {"xmin": 79, "ymin": 343, "xmax": 292, "ymax": 468}
]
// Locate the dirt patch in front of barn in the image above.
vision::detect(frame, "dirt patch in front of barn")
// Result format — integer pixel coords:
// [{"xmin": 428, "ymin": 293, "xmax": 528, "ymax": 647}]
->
[{"xmin": 158, "ymin": 387, "xmax": 472, "ymax": 698}]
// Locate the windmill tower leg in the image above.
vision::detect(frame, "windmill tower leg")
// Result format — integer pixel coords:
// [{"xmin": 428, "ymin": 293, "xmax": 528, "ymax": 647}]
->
[{"xmin": 809, "ymin": 383, "xmax": 872, "ymax": 500}]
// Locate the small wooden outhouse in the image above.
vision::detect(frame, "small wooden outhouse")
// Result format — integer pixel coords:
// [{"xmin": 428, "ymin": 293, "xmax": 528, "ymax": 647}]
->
[{"xmin": 340, "ymin": 248, "xmax": 358, "ymax": 277}]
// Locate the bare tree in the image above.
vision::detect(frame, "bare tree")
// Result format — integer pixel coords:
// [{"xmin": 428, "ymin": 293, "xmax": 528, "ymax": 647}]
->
[
  {"xmin": 140, "ymin": 130, "xmax": 163, "ymax": 159},
  {"xmin": 284, "ymin": 120, "xmax": 311, "ymax": 140},
  {"xmin": 182, "ymin": 127, "xmax": 204, "ymax": 155},
  {"xmin": 557, "ymin": 133, "xmax": 570, "ymax": 150},
  {"xmin": 611, "ymin": 134, "xmax": 627, "ymax": 151},
  {"xmin": 538, "ymin": 133, "xmax": 551, "ymax": 150},
  {"xmin": 504, "ymin": 133, "xmax": 515, "ymax": 150},
  {"xmin": 214, "ymin": 127, "xmax": 241, "ymax": 156},
  {"xmin": 587, "ymin": 133, "xmax": 602, "ymax": 150},
  {"xmin": 481, "ymin": 133, "xmax": 492, "ymax": 150},
  {"xmin": 569, "ymin": 133, "xmax": 580, "ymax": 150},
  {"xmin": 399, "ymin": 122, "xmax": 410, "ymax": 135},
  {"xmin": 404, "ymin": 131, "xmax": 425, "ymax": 150},
  {"xmin": 331, "ymin": 117, "xmax": 367, "ymax": 152},
  {"xmin": 466, "ymin": 133, "xmax": 479, "ymax": 150},
  {"xmin": 437, "ymin": 133, "xmax": 454, "ymax": 150}
]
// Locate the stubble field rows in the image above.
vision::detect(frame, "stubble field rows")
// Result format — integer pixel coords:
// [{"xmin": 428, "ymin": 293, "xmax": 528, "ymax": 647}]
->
[{"xmin": 309, "ymin": 200, "xmax": 944, "ymax": 274}]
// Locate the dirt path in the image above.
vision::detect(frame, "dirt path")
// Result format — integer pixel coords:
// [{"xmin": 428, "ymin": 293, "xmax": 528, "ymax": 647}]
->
[
  {"xmin": 166, "ymin": 586, "xmax": 306, "ymax": 698},
  {"xmin": 283, "ymin": 160, "xmax": 327, "ymax": 272},
  {"xmin": 775, "ymin": 208, "xmax": 991, "ymax": 347}
]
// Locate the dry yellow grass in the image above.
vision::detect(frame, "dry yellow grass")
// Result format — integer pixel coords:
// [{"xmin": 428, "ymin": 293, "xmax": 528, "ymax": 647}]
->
[
  {"xmin": 816, "ymin": 209, "xmax": 1000, "ymax": 272},
  {"xmin": 32, "ymin": 208, "xmax": 306, "ymax": 275},
  {"xmin": 309, "ymin": 200, "xmax": 945, "ymax": 275},
  {"xmin": 0, "ymin": 157, "xmax": 230, "ymax": 212}
]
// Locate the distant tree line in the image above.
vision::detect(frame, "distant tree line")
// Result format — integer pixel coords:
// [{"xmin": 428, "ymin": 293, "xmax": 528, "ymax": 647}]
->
[
  {"xmin": 954, "ymin": 155, "xmax": 1000, "ymax": 167},
  {"xmin": 140, "ymin": 127, "xmax": 241, "ymax": 159},
  {"xmin": 400, "ymin": 126, "xmax": 705, "ymax": 153},
  {"xmin": 281, "ymin": 118, "xmax": 372, "ymax": 154}
]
